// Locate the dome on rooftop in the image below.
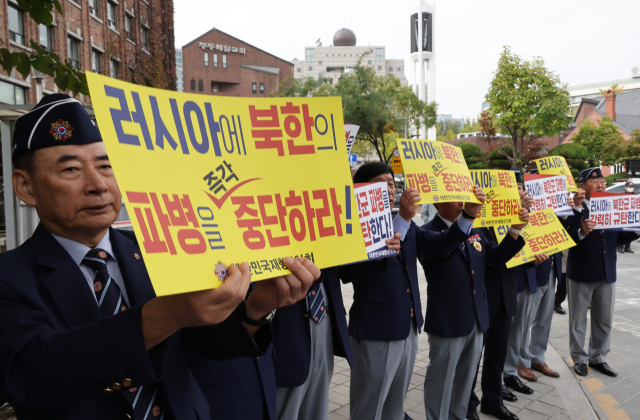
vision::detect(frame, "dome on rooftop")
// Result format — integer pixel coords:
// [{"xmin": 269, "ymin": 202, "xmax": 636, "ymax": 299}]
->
[{"xmin": 333, "ymin": 28, "xmax": 356, "ymax": 47}]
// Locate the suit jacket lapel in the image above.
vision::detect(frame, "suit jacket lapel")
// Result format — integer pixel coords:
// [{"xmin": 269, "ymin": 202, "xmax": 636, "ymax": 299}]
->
[
  {"xmin": 434, "ymin": 216, "xmax": 468, "ymax": 261},
  {"xmin": 110, "ymin": 228, "xmax": 156, "ymax": 306},
  {"xmin": 32, "ymin": 224, "xmax": 102, "ymax": 328}
]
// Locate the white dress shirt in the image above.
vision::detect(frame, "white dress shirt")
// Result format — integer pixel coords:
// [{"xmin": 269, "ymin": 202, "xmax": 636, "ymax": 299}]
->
[{"xmin": 52, "ymin": 230, "xmax": 131, "ymax": 306}]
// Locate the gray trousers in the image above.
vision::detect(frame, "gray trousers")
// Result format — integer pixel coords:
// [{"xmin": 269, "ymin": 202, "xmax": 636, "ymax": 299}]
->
[
  {"xmin": 504, "ymin": 288, "xmax": 535, "ymax": 377},
  {"xmin": 528, "ymin": 274, "xmax": 555, "ymax": 365},
  {"xmin": 424, "ymin": 323, "xmax": 483, "ymax": 420},
  {"xmin": 567, "ymin": 279, "xmax": 616, "ymax": 365},
  {"xmin": 349, "ymin": 325, "xmax": 418, "ymax": 420},
  {"xmin": 276, "ymin": 316, "xmax": 334, "ymax": 420}
]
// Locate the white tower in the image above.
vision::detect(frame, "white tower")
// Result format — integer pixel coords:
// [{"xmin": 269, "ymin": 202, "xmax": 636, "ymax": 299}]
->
[{"xmin": 408, "ymin": 0, "xmax": 436, "ymax": 140}]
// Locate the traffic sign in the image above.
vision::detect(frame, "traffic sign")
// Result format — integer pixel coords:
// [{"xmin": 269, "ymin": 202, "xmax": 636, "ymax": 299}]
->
[
  {"xmin": 392, "ymin": 157, "xmax": 403, "ymax": 174},
  {"xmin": 349, "ymin": 154, "xmax": 358, "ymax": 167}
]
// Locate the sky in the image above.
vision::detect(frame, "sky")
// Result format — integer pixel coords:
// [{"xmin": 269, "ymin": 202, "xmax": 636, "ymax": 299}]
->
[{"xmin": 174, "ymin": 0, "xmax": 640, "ymax": 119}]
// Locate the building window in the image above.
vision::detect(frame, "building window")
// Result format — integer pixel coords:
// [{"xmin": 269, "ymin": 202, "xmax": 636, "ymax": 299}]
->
[
  {"xmin": 190, "ymin": 79, "xmax": 195, "ymax": 91},
  {"xmin": 252, "ymin": 83, "xmax": 257, "ymax": 94},
  {"xmin": 89, "ymin": 0, "xmax": 99, "ymax": 18},
  {"xmin": 68, "ymin": 37, "xmax": 80, "ymax": 69},
  {"xmin": 222, "ymin": 54, "xmax": 227, "ymax": 68},
  {"xmin": 204, "ymin": 52, "xmax": 208, "ymax": 66},
  {"xmin": 397, "ymin": 67, "xmax": 401, "ymax": 71},
  {"xmin": 378, "ymin": 66, "xmax": 382, "ymax": 70},
  {"xmin": 39, "ymin": 24, "xmax": 52, "ymax": 51},
  {"xmin": 213, "ymin": 53, "xmax": 218, "ymax": 67},
  {"xmin": 367, "ymin": 60, "xmax": 372, "ymax": 65},
  {"xmin": 110, "ymin": 59, "xmax": 118, "ymax": 78},
  {"xmin": 260, "ymin": 83, "xmax": 264, "ymax": 94},
  {"xmin": 8, "ymin": 5, "xmax": 25, "ymax": 45},
  {"xmin": 375, "ymin": 48, "xmax": 384, "ymax": 62},
  {"xmin": 306, "ymin": 49, "xmax": 314, "ymax": 63},
  {"xmin": 125, "ymin": 15, "xmax": 134, "ymax": 41},
  {"xmin": 211, "ymin": 82, "xmax": 218, "ymax": 92},
  {"xmin": 92, "ymin": 50, "xmax": 102, "ymax": 74},
  {"xmin": 107, "ymin": 1, "xmax": 117, "ymax": 30},
  {"xmin": 318, "ymin": 60, "xmax": 322, "ymax": 65},
  {"xmin": 297, "ymin": 68, "xmax": 301, "ymax": 73},
  {"xmin": 337, "ymin": 54, "xmax": 340, "ymax": 57},
  {"xmin": 0, "ymin": 80, "xmax": 26, "ymax": 105},
  {"xmin": 389, "ymin": 67, "xmax": 393, "ymax": 72},
  {"xmin": 198, "ymin": 80, "xmax": 203, "ymax": 92},
  {"xmin": 350, "ymin": 54, "xmax": 352, "ymax": 57},
  {"xmin": 308, "ymin": 67, "xmax": 312, "ymax": 71},
  {"xmin": 141, "ymin": 27, "xmax": 148, "ymax": 51}
]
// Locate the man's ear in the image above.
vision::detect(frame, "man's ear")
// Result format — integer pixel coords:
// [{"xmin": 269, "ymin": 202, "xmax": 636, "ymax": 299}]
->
[{"xmin": 12, "ymin": 169, "xmax": 37, "ymax": 206}]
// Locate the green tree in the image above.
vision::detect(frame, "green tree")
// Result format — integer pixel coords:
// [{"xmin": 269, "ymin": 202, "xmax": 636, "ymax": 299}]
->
[
  {"xmin": 459, "ymin": 117, "xmax": 482, "ymax": 134},
  {"xmin": 485, "ymin": 46, "xmax": 573, "ymax": 171},
  {"xmin": 546, "ymin": 143, "xmax": 589, "ymax": 182},
  {"xmin": 457, "ymin": 142, "xmax": 487, "ymax": 169},
  {"xmin": 599, "ymin": 84, "xmax": 625, "ymax": 96},
  {"xmin": 0, "ymin": 0, "xmax": 89, "ymax": 96},
  {"xmin": 571, "ymin": 117, "xmax": 624, "ymax": 167},
  {"xmin": 272, "ymin": 74, "xmax": 335, "ymax": 97},
  {"xmin": 436, "ymin": 119, "xmax": 462, "ymax": 141},
  {"xmin": 478, "ymin": 110, "xmax": 499, "ymax": 150},
  {"xmin": 602, "ymin": 128, "xmax": 640, "ymax": 165},
  {"xmin": 487, "ymin": 146, "xmax": 513, "ymax": 169}
]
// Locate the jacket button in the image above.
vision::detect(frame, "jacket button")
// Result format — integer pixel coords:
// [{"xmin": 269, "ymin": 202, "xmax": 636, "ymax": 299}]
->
[
  {"xmin": 471, "ymin": 270, "xmax": 475, "ymax": 274},
  {"xmin": 406, "ymin": 288, "xmax": 410, "ymax": 293},
  {"xmin": 256, "ymin": 356, "xmax": 260, "ymax": 360},
  {"xmin": 474, "ymin": 290, "xmax": 476, "ymax": 294},
  {"xmin": 604, "ymin": 251, "xmax": 606, "ymax": 253},
  {"xmin": 122, "ymin": 379, "xmax": 132, "ymax": 387},
  {"xmin": 112, "ymin": 383, "xmax": 122, "ymax": 391},
  {"xmin": 303, "ymin": 314, "xmax": 308, "ymax": 319}
]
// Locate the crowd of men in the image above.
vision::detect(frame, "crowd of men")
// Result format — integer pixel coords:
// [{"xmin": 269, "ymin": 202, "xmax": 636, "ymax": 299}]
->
[{"xmin": 0, "ymin": 94, "xmax": 637, "ymax": 420}]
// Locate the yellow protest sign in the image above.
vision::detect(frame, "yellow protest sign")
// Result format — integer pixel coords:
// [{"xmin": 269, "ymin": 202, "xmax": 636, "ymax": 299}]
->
[
  {"xmin": 495, "ymin": 208, "xmax": 576, "ymax": 268},
  {"xmin": 86, "ymin": 73, "xmax": 367, "ymax": 296},
  {"xmin": 469, "ymin": 170, "xmax": 521, "ymax": 228},
  {"xmin": 532, "ymin": 156, "xmax": 578, "ymax": 192},
  {"xmin": 397, "ymin": 139, "xmax": 481, "ymax": 204}
]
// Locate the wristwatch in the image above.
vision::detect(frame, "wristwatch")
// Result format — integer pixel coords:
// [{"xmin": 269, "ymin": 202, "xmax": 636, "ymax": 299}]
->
[
  {"xmin": 510, "ymin": 227, "xmax": 523, "ymax": 235},
  {"xmin": 461, "ymin": 209, "xmax": 477, "ymax": 220},
  {"xmin": 240, "ymin": 300, "xmax": 276, "ymax": 327}
]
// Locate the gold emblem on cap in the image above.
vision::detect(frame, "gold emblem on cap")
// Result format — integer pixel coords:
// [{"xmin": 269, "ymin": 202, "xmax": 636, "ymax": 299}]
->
[
  {"xmin": 134, "ymin": 253, "xmax": 140, "ymax": 260},
  {"xmin": 473, "ymin": 242, "xmax": 482, "ymax": 252}
]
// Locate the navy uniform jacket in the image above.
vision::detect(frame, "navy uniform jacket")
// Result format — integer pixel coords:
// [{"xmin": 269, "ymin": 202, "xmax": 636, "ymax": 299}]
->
[
  {"xmin": 566, "ymin": 203, "xmax": 640, "ymax": 283},
  {"xmin": 341, "ymin": 219, "xmax": 470, "ymax": 342},
  {"xmin": 0, "ymin": 225, "xmax": 271, "ymax": 420},
  {"xmin": 515, "ymin": 266, "xmax": 537, "ymax": 294},
  {"xmin": 272, "ymin": 267, "xmax": 351, "ymax": 388},
  {"xmin": 481, "ymin": 228, "xmax": 518, "ymax": 319},
  {"xmin": 534, "ymin": 253, "xmax": 563, "ymax": 288},
  {"xmin": 419, "ymin": 217, "xmax": 525, "ymax": 338}
]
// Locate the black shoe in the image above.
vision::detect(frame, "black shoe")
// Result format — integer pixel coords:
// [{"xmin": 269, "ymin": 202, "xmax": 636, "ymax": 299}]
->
[
  {"xmin": 466, "ymin": 410, "xmax": 480, "ymax": 420},
  {"xmin": 618, "ymin": 246, "xmax": 625, "ymax": 254},
  {"xmin": 481, "ymin": 404, "xmax": 519, "ymax": 420},
  {"xmin": 501, "ymin": 385, "xmax": 518, "ymax": 402},
  {"xmin": 625, "ymin": 247, "xmax": 634, "ymax": 254},
  {"xmin": 404, "ymin": 413, "xmax": 414, "ymax": 420},
  {"xmin": 554, "ymin": 305, "xmax": 566, "ymax": 315},
  {"xmin": 504, "ymin": 375, "xmax": 533, "ymax": 394},
  {"xmin": 589, "ymin": 362, "xmax": 618, "ymax": 377},
  {"xmin": 574, "ymin": 363, "xmax": 588, "ymax": 376}
]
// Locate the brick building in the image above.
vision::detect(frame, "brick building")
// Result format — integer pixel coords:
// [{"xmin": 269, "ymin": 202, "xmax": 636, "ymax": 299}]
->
[
  {"xmin": 182, "ymin": 28, "xmax": 293, "ymax": 97},
  {"xmin": 1, "ymin": 0, "xmax": 175, "ymax": 106}
]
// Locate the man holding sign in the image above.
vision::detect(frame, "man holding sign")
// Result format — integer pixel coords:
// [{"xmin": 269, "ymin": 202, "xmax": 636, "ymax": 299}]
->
[
  {"xmin": 0, "ymin": 94, "xmax": 320, "ymax": 420},
  {"xmin": 419, "ymin": 189, "xmax": 529, "ymax": 420},
  {"xmin": 566, "ymin": 168, "xmax": 640, "ymax": 377}
]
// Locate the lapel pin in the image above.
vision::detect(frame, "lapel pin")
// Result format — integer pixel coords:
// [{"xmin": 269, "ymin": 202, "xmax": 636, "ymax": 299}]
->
[{"xmin": 134, "ymin": 253, "xmax": 140, "ymax": 260}]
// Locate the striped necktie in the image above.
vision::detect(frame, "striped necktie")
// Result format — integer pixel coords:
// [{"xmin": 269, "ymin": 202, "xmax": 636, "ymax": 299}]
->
[
  {"xmin": 307, "ymin": 282, "xmax": 327, "ymax": 324},
  {"xmin": 83, "ymin": 249, "xmax": 166, "ymax": 420}
]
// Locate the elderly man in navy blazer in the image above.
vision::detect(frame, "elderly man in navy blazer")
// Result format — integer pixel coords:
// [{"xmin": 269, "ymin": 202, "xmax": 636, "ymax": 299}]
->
[
  {"xmin": 566, "ymin": 168, "xmax": 640, "ymax": 377},
  {"xmin": 341, "ymin": 162, "xmax": 484, "ymax": 420},
  {"xmin": 420, "ymin": 197, "xmax": 529, "ymax": 420},
  {"xmin": 0, "ymin": 94, "xmax": 320, "ymax": 420}
]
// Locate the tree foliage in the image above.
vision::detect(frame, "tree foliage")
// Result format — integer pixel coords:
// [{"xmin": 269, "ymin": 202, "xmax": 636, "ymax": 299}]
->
[
  {"xmin": 0, "ymin": 0, "xmax": 89, "ymax": 96},
  {"xmin": 478, "ymin": 110, "xmax": 498, "ymax": 149},
  {"xmin": 599, "ymin": 84, "xmax": 625, "ymax": 96},
  {"xmin": 546, "ymin": 143, "xmax": 589, "ymax": 181},
  {"xmin": 571, "ymin": 117, "xmax": 624, "ymax": 167},
  {"xmin": 276, "ymin": 54, "xmax": 437, "ymax": 163},
  {"xmin": 485, "ymin": 46, "xmax": 573, "ymax": 171},
  {"xmin": 487, "ymin": 146, "xmax": 513, "ymax": 170},
  {"xmin": 601, "ymin": 128, "xmax": 640, "ymax": 166},
  {"xmin": 457, "ymin": 142, "xmax": 487, "ymax": 169}
]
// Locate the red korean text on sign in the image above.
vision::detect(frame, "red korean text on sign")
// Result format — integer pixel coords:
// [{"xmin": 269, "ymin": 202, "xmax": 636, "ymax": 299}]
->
[
  {"xmin": 407, "ymin": 173, "xmax": 431, "ymax": 193},
  {"xmin": 441, "ymin": 173, "xmax": 474, "ymax": 193},
  {"xmin": 441, "ymin": 144, "xmax": 463, "ymax": 164},
  {"xmin": 249, "ymin": 103, "xmax": 315, "ymax": 156}
]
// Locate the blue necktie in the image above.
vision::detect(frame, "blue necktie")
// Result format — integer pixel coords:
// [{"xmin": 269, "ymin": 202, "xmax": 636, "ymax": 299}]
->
[
  {"xmin": 307, "ymin": 282, "xmax": 327, "ymax": 324},
  {"xmin": 83, "ymin": 249, "xmax": 166, "ymax": 420}
]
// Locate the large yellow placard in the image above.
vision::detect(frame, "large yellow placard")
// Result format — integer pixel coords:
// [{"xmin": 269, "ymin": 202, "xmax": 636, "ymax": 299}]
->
[
  {"xmin": 495, "ymin": 208, "xmax": 576, "ymax": 268},
  {"xmin": 397, "ymin": 139, "xmax": 481, "ymax": 204},
  {"xmin": 532, "ymin": 156, "xmax": 578, "ymax": 192},
  {"xmin": 469, "ymin": 170, "xmax": 522, "ymax": 228},
  {"xmin": 86, "ymin": 73, "xmax": 367, "ymax": 296}
]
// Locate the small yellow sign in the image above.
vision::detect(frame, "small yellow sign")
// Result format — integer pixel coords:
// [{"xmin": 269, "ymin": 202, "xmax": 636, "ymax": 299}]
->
[
  {"xmin": 494, "ymin": 208, "xmax": 576, "ymax": 268},
  {"xmin": 86, "ymin": 72, "xmax": 367, "ymax": 296},
  {"xmin": 469, "ymin": 170, "xmax": 522, "ymax": 228},
  {"xmin": 391, "ymin": 157, "xmax": 403, "ymax": 174},
  {"xmin": 397, "ymin": 139, "xmax": 481, "ymax": 204},
  {"xmin": 532, "ymin": 156, "xmax": 578, "ymax": 193}
]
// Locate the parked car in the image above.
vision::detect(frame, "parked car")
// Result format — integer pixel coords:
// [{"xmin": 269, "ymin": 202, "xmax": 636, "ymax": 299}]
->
[
  {"xmin": 606, "ymin": 179, "xmax": 640, "ymax": 194},
  {"xmin": 392, "ymin": 190, "xmax": 403, "ymax": 214}
]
